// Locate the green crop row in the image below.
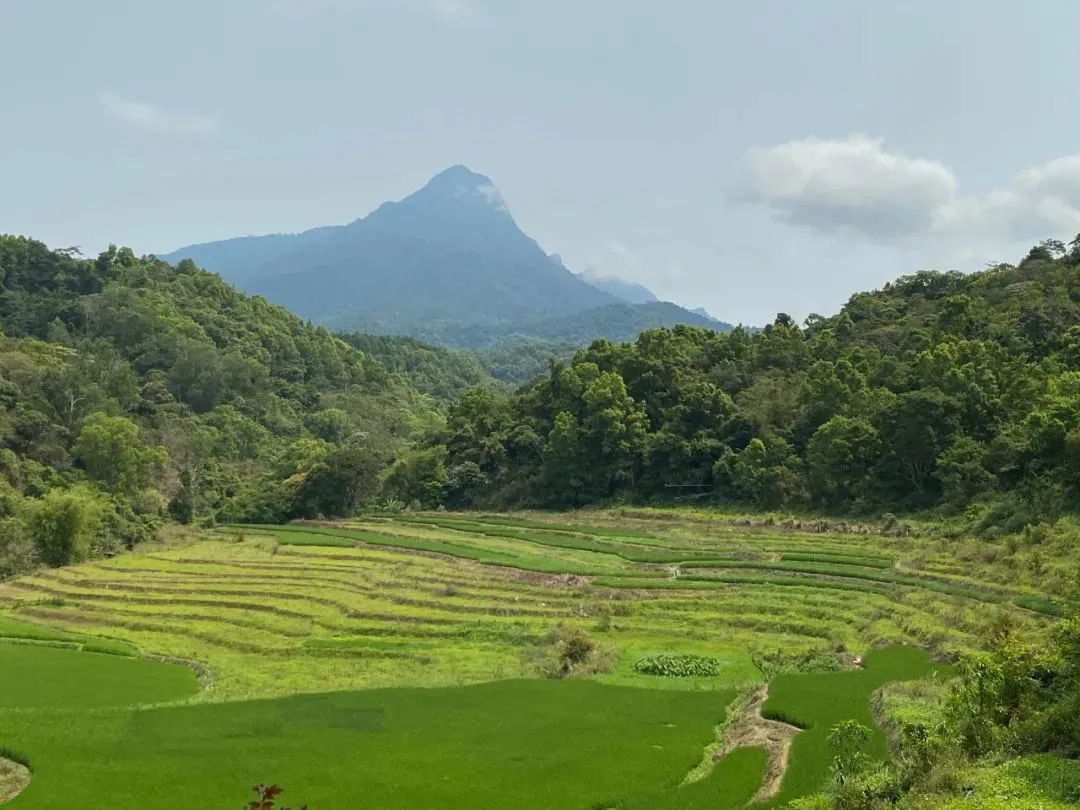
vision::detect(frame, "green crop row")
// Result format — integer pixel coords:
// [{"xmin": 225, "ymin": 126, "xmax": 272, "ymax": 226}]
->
[
  {"xmin": 391, "ymin": 517, "xmax": 726, "ymax": 563},
  {"xmin": 778, "ymin": 552, "xmax": 895, "ymax": 569},
  {"xmin": 633, "ymin": 653, "xmax": 727, "ymax": 678}
]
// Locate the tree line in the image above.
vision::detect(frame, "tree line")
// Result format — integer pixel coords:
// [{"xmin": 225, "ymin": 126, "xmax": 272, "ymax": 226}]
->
[{"xmin": 387, "ymin": 237, "xmax": 1080, "ymax": 533}]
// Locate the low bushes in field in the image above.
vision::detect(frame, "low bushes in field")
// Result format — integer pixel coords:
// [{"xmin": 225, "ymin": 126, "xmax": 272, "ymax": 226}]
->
[
  {"xmin": 633, "ymin": 653, "xmax": 725, "ymax": 678},
  {"xmin": 523, "ymin": 624, "xmax": 615, "ymax": 679},
  {"xmin": 750, "ymin": 646, "xmax": 844, "ymax": 679}
]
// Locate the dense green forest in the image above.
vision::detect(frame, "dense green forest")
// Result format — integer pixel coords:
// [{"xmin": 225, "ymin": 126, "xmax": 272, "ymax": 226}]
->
[
  {"xmin": 0, "ymin": 236, "xmax": 435, "ymax": 577},
  {"xmin": 390, "ymin": 237, "xmax": 1080, "ymax": 530},
  {"xmin": 338, "ymin": 333, "xmax": 506, "ymax": 402}
]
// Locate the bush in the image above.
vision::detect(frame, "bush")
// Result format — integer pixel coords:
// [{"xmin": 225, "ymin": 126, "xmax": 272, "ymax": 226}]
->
[
  {"xmin": 750, "ymin": 646, "xmax": 842, "ymax": 679},
  {"xmin": 633, "ymin": 653, "xmax": 725, "ymax": 678},
  {"xmin": 22, "ymin": 486, "xmax": 108, "ymax": 567},
  {"xmin": 832, "ymin": 764, "xmax": 901, "ymax": 809},
  {"xmin": 0, "ymin": 516, "xmax": 35, "ymax": 578},
  {"xmin": 525, "ymin": 625, "xmax": 614, "ymax": 679}
]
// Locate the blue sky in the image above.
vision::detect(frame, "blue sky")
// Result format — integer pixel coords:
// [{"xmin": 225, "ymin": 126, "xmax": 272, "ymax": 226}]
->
[{"xmin": 3, "ymin": 0, "xmax": 1079, "ymax": 324}]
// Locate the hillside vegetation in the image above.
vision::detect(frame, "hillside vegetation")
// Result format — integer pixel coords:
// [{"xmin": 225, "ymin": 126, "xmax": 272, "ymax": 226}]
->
[
  {"xmin": 337, "ymin": 333, "xmax": 506, "ymax": 402},
  {"xmin": 403, "ymin": 239, "xmax": 1080, "ymax": 536},
  {"xmin": 0, "ymin": 236, "xmax": 435, "ymax": 578}
]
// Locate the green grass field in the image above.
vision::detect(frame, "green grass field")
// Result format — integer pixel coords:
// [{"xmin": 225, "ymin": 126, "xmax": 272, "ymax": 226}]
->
[
  {"xmin": 761, "ymin": 646, "xmax": 950, "ymax": 807},
  {"xmin": 1, "ymin": 643, "xmax": 738, "ymax": 809},
  {"xmin": 0, "ymin": 510, "xmax": 1070, "ymax": 808}
]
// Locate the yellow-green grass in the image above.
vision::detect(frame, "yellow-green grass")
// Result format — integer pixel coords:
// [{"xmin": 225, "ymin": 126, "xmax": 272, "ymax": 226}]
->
[
  {"xmin": 0, "ymin": 512, "xmax": 1055, "ymax": 700},
  {"xmin": 244, "ymin": 518, "xmax": 1066, "ymax": 616},
  {"xmin": 898, "ymin": 754, "xmax": 1080, "ymax": 809},
  {"xmin": 598, "ymin": 639, "xmax": 761, "ymax": 692},
  {"xmin": 0, "ymin": 614, "xmax": 138, "ymax": 657}
]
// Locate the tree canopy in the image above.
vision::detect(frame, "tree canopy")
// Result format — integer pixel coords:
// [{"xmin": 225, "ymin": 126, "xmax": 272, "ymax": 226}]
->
[
  {"xmin": 421, "ymin": 236, "xmax": 1080, "ymax": 528},
  {"xmin": 0, "ymin": 236, "xmax": 436, "ymax": 573}
]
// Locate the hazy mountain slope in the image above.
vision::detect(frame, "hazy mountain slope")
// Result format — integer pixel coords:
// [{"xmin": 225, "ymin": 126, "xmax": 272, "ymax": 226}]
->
[
  {"xmin": 158, "ymin": 228, "xmax": 337, "ymax": 288},
  {"xmin": 329, "ymin": 301, "xmax": 726, "ymax": 349},
  {"xmin": 159, "ymin": 166, "xmax": 726, "ymax": 347},
  {"xmin": 579, "ymin": 275, "xmax": 659, "ymax": 304},
  {"xmin": 162, "ymin": 166, "xmax": 619, "ymax": 326}
]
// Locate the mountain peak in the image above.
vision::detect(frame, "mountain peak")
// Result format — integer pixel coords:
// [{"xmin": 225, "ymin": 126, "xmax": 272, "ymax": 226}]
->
[
  {"xmin": 428, "ymin": 164, "xmax": 491, "ymax": 186},
  {"xmin": 416, "ymin": 165, "xmax": 508, "ymax": 213}
]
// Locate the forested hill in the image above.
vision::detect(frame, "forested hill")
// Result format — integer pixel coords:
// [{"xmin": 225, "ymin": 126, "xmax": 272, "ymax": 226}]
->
[
  {"xmin": 338, "ymin": 333, "xmax": 506, "ymax": 402},
  {"xmin": 398, "ymin": 237, "xmax": 1080, "ymax": 528},
  {"xmin": 0, "ymin": 236, "xmax": 435, "ymax": 576}
]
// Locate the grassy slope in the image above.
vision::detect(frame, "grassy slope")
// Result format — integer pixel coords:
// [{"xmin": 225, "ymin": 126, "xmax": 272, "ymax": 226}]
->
[
  {"xmin": 236, "ymin": 516, "xmax": 1065, "ymax": 616},
  {"xmin": 901, "ymin": 755, "xmax": 1080, "ymax": 810}
]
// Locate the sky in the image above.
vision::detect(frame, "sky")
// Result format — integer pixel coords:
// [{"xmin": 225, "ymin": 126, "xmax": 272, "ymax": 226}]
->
[{"xmin": 2, "ymin": 0, "xmax": 1080, "ymax": 325}]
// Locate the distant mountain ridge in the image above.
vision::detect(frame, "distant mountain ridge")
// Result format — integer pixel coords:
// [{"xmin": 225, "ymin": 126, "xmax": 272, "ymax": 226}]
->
[
  {"xmin": 160, "ymin": 165, "xmax": 729, "ymax": 347},
  {"xmin": 577, "ymin": 274, "xmax": 659, "ymax": 305}
]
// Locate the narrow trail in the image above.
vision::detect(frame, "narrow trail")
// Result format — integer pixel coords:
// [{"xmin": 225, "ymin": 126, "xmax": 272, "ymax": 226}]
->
[
  {"xmin": 712, "ymin": 684, "xmax": 800, "ymax": 803},
  {"xmin": 0, "ymin": 757, "xmax": 30, "ymax": 805}
]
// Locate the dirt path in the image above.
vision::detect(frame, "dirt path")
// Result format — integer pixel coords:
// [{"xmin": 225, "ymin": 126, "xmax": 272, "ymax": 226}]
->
[
  {"xmin": 713, "ymin": 684, "xmax": 801, "ymax": 803},
  {"xmin": 0, "ymin": 757, "xmax": 30, "ymax": 805}
]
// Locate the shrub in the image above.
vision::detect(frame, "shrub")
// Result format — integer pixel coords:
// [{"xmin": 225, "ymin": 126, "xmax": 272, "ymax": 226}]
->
[
  {"xmin": 750, "ymin": 646, "xmax": 842, "ymax": 679},
  {"xmin": 0, "ymin": 516, "xmax": 35, "ymax": 578},
  {"xmin": 633, "ymin": 653, "xmax": 725, "ymax": 678},
  {"xmin": 524, "ymin": 625, "xmax": 614, "ymax": 679},
  {"xmin": 829, "ymin": 720, "xmax": 872, "ymax": 787}
]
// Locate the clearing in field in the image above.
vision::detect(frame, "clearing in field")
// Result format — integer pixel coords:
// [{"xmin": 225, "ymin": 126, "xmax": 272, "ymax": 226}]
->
[{"xmin": 0, "ymin": 511, "xmax": 1062, "ymax": 807}]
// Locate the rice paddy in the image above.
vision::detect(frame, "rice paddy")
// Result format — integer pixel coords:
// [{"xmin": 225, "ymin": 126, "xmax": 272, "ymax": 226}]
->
[{"xmin": 0, "ymin": 510, "xmax": 1068, "ymax": 807}]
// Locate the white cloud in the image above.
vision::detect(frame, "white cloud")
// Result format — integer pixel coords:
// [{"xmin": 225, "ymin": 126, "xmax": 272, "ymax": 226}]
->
[
  {"xmin": 100, "ymin": 94, "xmax": 219, "ymax": 136},
  {"xmin": 741, "ymin": 135, "xmax": 1080, "ymax": 243},
  {"xmin": 273, "ymin": 0, "xmax": 491, "ymax": 27},
  {"xmin": 474, "ymin": 181, "xmax": 509, "ymax": 212},
  {"xmin": 740, "ymin": 135, "xmax": 957, "ymax": 239},
  {"xmin": 935, "ymin": 156, "xmax": 1080, "ymax": 240}
]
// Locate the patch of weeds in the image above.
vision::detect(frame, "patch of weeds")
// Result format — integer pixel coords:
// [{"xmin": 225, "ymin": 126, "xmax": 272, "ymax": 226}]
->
[
  {"xmin": 594, "ymin": 604, "xmax": 614, "ymax": 632},
  {"xmin": 750, "ymin": 646, "xmax": 843, "ymax": 679},
  {"xmin": 633, "ymin": 654, "xmax": 726, "ymax": 678}
]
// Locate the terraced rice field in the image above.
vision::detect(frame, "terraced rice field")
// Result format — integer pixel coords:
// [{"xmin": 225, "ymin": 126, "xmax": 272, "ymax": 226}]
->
[
  {"xmin": 0, "ymin": 511, "xmax": 1067, "ymax": 807},
  {"xmin": 0, "ymin": 512, "xmax": 1060, "ymax": 699}
]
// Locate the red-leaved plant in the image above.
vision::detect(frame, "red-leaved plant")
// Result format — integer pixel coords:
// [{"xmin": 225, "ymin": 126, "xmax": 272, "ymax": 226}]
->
[{"xmin": 246, "ymin": 784, "xmax": 308, "ymax": 810}]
